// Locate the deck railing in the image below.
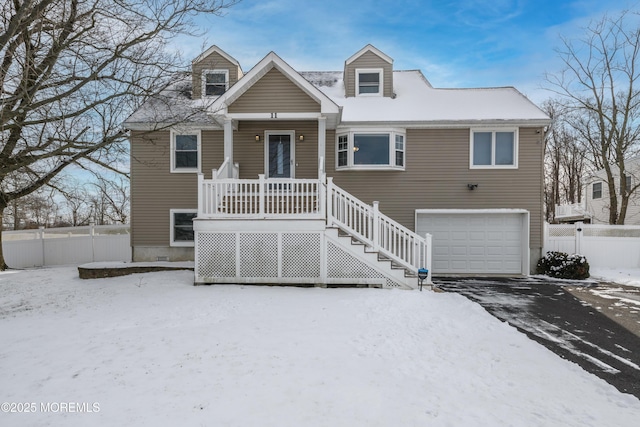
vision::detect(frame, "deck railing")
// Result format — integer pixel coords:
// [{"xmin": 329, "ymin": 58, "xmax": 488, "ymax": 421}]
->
[
  {"xmin": 198, "ymin": 173, "xmax": 430, "ymax": 275},
  {"xmin": 555, "ymin": 203, "xmax": 590, "ymax": 219},
  {"xmin": 198, "ymin": 174, "xmax": 323, "ymax": 218}
]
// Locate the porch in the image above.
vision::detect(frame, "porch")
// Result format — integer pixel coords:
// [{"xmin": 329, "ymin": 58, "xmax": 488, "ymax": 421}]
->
[{"xmin": 194, "ymin": 169, "xmax": 432, "ymax": 289}]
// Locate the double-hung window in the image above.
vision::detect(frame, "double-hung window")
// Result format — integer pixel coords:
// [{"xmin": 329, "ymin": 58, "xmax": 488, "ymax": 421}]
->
[
  {"xmin": 620, "ymin": 175, "xmax": 632, "ymax": 194},
  {"xmin": 592, "ymin": 182, "xmax": 602, "ymax": 199},
  {"xmin": 171, "ymin": 129, "xmax": 201, "ymax": 173},
  {"xmin": 170, "ymin": 209, "xmax": 197, "ymax": 247},
  {"xmin": 336, "ymin": 130, "xmax": 405, "ymax": 170},
  {"xmin": 470, "ymin": 129, "xmax": 518, "ymax": 168},
  {"xmin": 356, "ymin": 69, "xmax": 383, "ymax": 96},
  {"xmin": 202, "ymin": 69, "xmax": 229, "ymax": 96}
]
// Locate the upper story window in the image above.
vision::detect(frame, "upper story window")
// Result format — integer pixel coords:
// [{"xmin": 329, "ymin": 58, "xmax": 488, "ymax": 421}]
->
[
  {"xmin": 202, "ymin": 69, "xmax": 229, "ymax": 96},
  {"xmin": 170, "ymin": 209, "xmax": 197, "ymax": 247},
  {"xmin": 336, "ymin": 129, "xmax": 405, "ymax": 170},
  {"xmin": 592, "ymin": 182, "xmax": 602, "ymax": 199},
  {"xmin": 356, "ymin": 69, "xmax": 383, "ymax": 96},
  {"xmin": 470, "ymin": 129, "xmax": 518, "ymax": 169},
  {"xmin": 620, "ymin": 175, "xmax": 632, "ymax": 194},
  {"xmin": 171, "ymin": 129, "xmax": 201, "ymax": 173}
]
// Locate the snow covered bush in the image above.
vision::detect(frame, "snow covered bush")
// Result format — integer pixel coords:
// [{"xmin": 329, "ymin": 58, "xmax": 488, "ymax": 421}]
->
[{"xmin": 536, "ymin": 251, "xmax": 590, "ymax": 280}]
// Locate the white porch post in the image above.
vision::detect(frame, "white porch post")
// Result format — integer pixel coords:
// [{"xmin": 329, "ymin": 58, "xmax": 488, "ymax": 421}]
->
[
  {"xmin": 372, "ymin": 201, "xmax": 380, "ymax": 251},
  {"xmin": 317, "ymin": 116, "xmax": 326, "ymax": 175},
  {"xmin": 224, "ymin": 117, "xmax": 234, "ymax": 178}
]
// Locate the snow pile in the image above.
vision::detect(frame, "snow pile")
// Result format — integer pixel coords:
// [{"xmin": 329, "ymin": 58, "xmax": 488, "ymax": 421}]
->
[
  {"xmin": 1, "ymin": 266, "xmax": 639, "ymax": 426},
  {"xmin": 591, "ymin": 267, "xmax": 640, "ymax": 288}
]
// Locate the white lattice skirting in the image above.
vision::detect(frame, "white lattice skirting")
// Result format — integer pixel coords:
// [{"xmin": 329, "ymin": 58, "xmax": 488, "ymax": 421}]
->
[{"xmin": 193, "ymin": 220, "xmax": 410, "ymax": 288}]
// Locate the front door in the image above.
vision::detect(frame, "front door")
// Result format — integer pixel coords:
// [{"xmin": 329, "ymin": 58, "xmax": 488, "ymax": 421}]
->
[{"xmin": 266, "ymin": 133, "xmax": 294, "ymax": 178}]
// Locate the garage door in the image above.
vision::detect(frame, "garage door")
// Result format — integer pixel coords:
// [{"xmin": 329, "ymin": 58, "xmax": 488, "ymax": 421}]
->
[{"xmin": 416, "ymin": 211, "xmax": 527, "ymax": 274}]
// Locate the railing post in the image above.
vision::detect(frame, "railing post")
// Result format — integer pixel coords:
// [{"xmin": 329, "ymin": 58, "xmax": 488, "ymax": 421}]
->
[
  {"xmin": 372, "ymin": 201, "xmax": 380, "ymax": 251},
  {"xmin": 39, "ymin": 226, "xmax": 45, "ymax": 267},
  {"xmin": 326, "ymin": 177, "xmax": 334, "ymax": 226},
  {"xmin": 198, "ymin": 173, "xmax": 204, "ymax": 216},
  {"xmin": 90, "ymin": 220, "xmax": 96, "ymax": 262},
  {"xmin": 318, "ymin": 174, "xmax": 326, "ymax": 218},
  {"xmin": 425, "ymin": 233, "xmax": 432, "ymax": 284},
  {"xmin": 259, "ymin": 174, "xmax": 266, "ymax": 216},
  {"xmin": 575, "ymin": 221, "xmax": 584, "ymax": 254}
]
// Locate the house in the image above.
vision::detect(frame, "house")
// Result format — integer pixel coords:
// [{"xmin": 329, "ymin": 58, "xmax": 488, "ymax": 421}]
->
[
  {"xmin": 125, "ymin": 44, "xmax": 550, "ymax": 288},
  {"xmin": 555, "ymin": 157, "xmax": 640, "ymax": 225}
]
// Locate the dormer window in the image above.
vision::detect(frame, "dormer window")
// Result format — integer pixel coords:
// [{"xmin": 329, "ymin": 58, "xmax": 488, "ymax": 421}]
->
[
  {"xmin": 202, "ymin": 69, "xmax": 229, "ymax": 96},
  {"xmin": 356, "ymin": 69, "xmax": 383, "ymax": 96}
]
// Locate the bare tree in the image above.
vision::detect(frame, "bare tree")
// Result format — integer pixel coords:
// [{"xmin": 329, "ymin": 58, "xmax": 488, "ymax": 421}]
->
[
  {"xmin": 545, "ymin": 10, "xmax": 640, "ymax": 224},
  {"xmin": 0, "ymin": 0, "xmax": 239, "ymax": 268},
  {"xmin": 90, "ymin": 175, "xmax": 129, "ymax": 224},
  {"xmin": 542, "ymin": 99, "xmax": 587, "ymax": 222}
]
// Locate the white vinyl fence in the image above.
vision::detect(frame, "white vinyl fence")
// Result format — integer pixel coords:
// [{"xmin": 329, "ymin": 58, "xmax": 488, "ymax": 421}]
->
[
  {"xmin": 2, "ymin": 224, "xmax": 131, "ymax": 268},
  {"xmin": 544, "ymin": 222, "xmax": 640, "ymax": 269}
]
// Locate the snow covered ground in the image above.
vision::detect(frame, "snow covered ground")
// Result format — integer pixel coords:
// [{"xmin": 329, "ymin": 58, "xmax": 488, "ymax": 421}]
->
[
  {"xmin": 591, "ymin": 267, "xmax": 640, "ymax": 288},
  {"xmin": 1, "ymin": 266, "xmax": 640, "ymax": 427}
]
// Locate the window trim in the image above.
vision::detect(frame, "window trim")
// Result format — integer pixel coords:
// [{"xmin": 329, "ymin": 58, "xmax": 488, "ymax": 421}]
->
[
  {"xmin": 170, "ymin": 129, "xmax": 201, "ymax": 173},
  {"xmin": 592, "ymin": 182, "xmax": 603, "ymax": 199},
  {"xmin": 201, "ymin": 69, "xmax": 229, "ymax": 97},
  {"xmin": 356, "ymin": 68, "xmax": 383, "ymax": 97},
  {"xmin": 469, "ymin": 128, "xmax": 519, "ymax": 169},
  {"xmin": 170, "ymin": 209, "xmax": 197, "ymax": 247},
  {"xmin": 335, "ymin": 128, "xmax": 405, "ymax": 170},
  {"xmin": 620, "ymin": 175, "xmax": 632, "ymax": 194}
]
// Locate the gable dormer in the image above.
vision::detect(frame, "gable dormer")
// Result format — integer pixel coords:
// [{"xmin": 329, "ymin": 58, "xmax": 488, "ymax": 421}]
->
[
  {"xmin": 191, "ymin": 45, "xmax": 243, "ymax": 100},
  {"xmin": 343, "ymin": 44, "xmax": 394, "ymax": 98}
]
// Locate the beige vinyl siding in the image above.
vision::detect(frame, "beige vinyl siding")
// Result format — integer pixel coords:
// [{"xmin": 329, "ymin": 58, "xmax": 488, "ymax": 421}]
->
[
  {"xmin": 192, "ymin": 51, "xmax": 241, "ymax": 99},
  {"xmin": 233, "ymin": 120, "xmax": 319, "ymax": 179},
  {"xmin": 344, "ymin": 51, "xmax": 393, "ymax": 98},
  {"xmin": 130, "ymin": 130, "xmax": 223, "ymax": 246},
  {"xmin": 325, "ymin": 127, "xmax": 545, "ymax": 249},
  {"xmin": 228, "ymin": 68, "xmax": 321, "ymax": 113}
]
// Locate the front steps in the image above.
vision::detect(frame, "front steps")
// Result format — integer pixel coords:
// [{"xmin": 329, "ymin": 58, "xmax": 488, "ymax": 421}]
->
[{"xmin": 193, "ymin": 219, "xmax": 418, "ymax": 289}]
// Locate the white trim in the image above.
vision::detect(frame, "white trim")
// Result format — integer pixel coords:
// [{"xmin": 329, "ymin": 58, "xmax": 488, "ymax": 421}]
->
[
  {"xmin": 356, "ymin": 68, "xmax": 384, "ymax": 97},
  {"xmin": 345, "ymin": 44, "xmax": 393, "ymax": 65},
  {"xmin": 335, "ymin": 128, "xmax": 405, "ymax": 171},
  {"xmin": 192, "ymin": 45, "xmax": 241, "ymax": 68},
  {"xmin": 264, "ymin": 131, "xmax": 296, "ymax": 178},
  {"xmin": 227, "ymin": 112, "xmax": 324, "ymax": 120},
  {"xmin": 414, "ymin": 209, "xmax": 530, "ymax": 276},
  {"xmin": 207, "ymin": 52, "xmax": 340, "ymax": 116},
  {"xmin": 469, "ymin": 128, "xmax": 519, "ymax": 169},
  {"xmin": 170, "ymin": 209, "xmax": 197, "ymax": 247},
  {"xmin": 592, "ymin": 181, "xmax": 603, "ymax": 199},
  {"xmin": 170, "ymin": 129, "xmax": 201, "ymax": 173},
  {"xmin": 201, "ymin": 69, "xmax": 229, "ymax": 97}
]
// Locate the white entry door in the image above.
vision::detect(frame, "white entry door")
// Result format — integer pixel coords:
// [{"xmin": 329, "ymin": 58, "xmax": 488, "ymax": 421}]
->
[{"xmin": 266, "ymin": 132, "xmax": 294, "ymax": 178}]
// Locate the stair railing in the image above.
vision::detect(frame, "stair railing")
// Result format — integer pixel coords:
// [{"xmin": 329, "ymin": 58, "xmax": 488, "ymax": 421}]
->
[{"xmin": 325, "ymin": 177, "xmax": 431, "ymax": 275}]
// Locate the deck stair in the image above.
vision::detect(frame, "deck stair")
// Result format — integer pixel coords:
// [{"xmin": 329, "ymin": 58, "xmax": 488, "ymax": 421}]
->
[{"xmin": 195, "ymin": 171, "xmax": 432, "ymax": 288}]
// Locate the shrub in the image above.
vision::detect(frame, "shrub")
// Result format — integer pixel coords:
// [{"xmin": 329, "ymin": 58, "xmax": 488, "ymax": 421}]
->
[{"xmin": 536, "ymin": 251, "xmax": 590, "ymax": 280}]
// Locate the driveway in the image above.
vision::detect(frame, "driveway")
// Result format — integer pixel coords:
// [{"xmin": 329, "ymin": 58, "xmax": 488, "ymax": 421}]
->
[{"xmin": 436, "ymin": 277, "xmax": 640, "ymax": 400}]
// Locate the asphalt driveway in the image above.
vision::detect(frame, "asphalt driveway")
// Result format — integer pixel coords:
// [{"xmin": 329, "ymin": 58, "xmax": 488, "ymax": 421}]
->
[{"xmin": 436, "ymin": 277, "xmax": 640, "ymax": 400}]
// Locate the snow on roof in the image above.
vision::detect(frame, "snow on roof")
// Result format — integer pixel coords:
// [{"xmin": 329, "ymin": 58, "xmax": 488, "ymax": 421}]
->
[
  {"xmin": 126, "ymin": 68, "xmax": 549, "ymax": 128},
  {"xmin": 124, "ymin": 74, "xmax": 218, "ymax": 128},
  {"xmin": 304, "ymin": 70, "xmax": 549, "ymax": 124}
]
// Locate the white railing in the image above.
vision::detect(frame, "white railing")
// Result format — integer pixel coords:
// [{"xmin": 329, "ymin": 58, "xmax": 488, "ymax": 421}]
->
[
  {"xmin": 199, "ymin": 174, "xmax": 323, "ymax": 218},
  {"xmin": 212, "ymin": 157, "xmax": 239, "ymax": 179},
  {"xmin": 555, "ymin": 203, "xmax": 590, "ymax": 219},
  {"xmin": 325, "ymin": 177, "xmax": 430, "ymax": 274},
  {"xmin": 198, "ymin": 170, "xmax": 431, "ymax": 277}
]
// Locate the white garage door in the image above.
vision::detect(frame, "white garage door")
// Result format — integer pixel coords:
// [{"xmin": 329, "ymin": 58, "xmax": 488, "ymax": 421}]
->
[{"xmin": 416, "ymin": 211, "xmax": 527, "ymax": 274}]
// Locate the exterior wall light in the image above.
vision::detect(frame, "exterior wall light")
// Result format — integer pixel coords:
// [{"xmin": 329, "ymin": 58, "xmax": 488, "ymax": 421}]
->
[
  {"xmin": 255, "ymin": 134, "xmax": 260, "ymax": 142},
  {"xmin": 299, "ymin": 135, "xmax": 304, "ymax": 142}
]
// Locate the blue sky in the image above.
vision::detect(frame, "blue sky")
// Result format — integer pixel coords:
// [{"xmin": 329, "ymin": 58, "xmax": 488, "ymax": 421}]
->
[{"xmin": 180, "ymin": 0, "xmax": 638, "ymax": 104}]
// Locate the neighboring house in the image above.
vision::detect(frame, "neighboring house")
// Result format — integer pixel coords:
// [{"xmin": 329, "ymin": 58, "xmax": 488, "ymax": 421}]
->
[
  {"xmin": 555, "ymin": 157, "xmax": 640, "ymax": 225},
  {"xmin": 125, "ymin": 45, "xmax": 550, "ymax": 287}
]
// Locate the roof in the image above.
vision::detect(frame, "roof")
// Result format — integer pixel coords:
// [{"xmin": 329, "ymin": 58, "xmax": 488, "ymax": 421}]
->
[
  {"xmin": 302, "ymin": 70, "xmax": 550, "ymax": 126},
  {"xmin": 345, "ymin": 44, "xmax": 393, "ymax": 65},
  {"xmin": 125, "ymin": 51, "xmax": 550, "ymax": 130}
]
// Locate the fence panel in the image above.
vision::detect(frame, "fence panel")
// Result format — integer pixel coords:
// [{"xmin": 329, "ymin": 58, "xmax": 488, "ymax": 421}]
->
[
  {"xmin": 2, "ymin": 225, "xmax": 131, "ymax": 268},
  {"xmin": 544, "ymin": 222, "xmax": 640, "ymax": 269}
]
